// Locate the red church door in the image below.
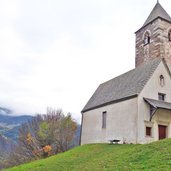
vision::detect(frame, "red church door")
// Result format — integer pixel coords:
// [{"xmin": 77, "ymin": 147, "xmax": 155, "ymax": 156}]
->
[{"xmin": 158, "ymin": 125, "xmax": 167, "ymax": 140}]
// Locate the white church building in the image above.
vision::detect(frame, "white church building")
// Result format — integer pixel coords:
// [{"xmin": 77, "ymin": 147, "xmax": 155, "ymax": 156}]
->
[{"xmin": 81, "ymin": 2, "xmax": 171, "ymax": 144}]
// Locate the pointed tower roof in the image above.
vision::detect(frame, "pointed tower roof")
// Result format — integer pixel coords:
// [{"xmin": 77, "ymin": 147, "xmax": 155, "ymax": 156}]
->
[{"xmin": 143, "ymin": 2, "xmax": 171, "ymax": 27}]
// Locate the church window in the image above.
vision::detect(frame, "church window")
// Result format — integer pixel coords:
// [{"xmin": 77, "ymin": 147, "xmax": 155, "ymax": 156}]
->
[
  {"xmin": 158, "ymin": 93, "xmax": 165, "ymax": 101},
  {"xmin": 168, "ymin": 29, "xmax": 171, "ymax": 41},
  {"xmin": 102, "ymin": 111, "xmax": 107, "ymax": 128},
  {"xmin": 159, "ymin": 75, "xmax": 165, "ymax": 87},
  {"xmin": 144, "ymin": 31, "xmax": 150, "ymax": 45},
  {"xmin": 146, "ymin": 127, "xmax": 152, "ymax": 136}
]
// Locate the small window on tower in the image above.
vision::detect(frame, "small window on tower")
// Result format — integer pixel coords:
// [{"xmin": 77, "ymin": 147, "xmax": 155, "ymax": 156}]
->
[
  {"xmin": 144, "ymin": 31, "xmax": 150, "ymax": 45},
  {"xmin": 168, "ymin": 29, "xmax": 171, "ymax": 41}
]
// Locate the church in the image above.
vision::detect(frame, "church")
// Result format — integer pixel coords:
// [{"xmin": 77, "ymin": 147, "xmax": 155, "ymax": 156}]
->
[{"xmin": 80, "ymin": 2, "xmax": 171, "ymax": 144}]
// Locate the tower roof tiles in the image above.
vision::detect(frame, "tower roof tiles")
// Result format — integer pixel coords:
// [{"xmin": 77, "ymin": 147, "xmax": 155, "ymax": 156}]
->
[{"xmin": 143, "ymin": 2, "xmax": 171, "ymax": 27}]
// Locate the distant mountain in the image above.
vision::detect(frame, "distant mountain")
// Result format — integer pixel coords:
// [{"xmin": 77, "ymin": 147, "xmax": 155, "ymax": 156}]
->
[
  {"xmin": 0, "ymin": 134, "xmax": 17, "ymax": 170},
  {"xmin": 0, "ymin": 134, "xmax": 15, "ymax": 158},
  {"xmin": 0, "ymin": 107, "xmax": 33, "ymax": 165},
  {"xmin": 3, "ymin": 125, "xmax": 23, "ymax": 142},
  {"xmin": 0, "ymin": 107, "xmax": 33, "ymax": 141},
  {"xmin": 0, "ymin": 114, "xmax": 32, "ymax": 125}
]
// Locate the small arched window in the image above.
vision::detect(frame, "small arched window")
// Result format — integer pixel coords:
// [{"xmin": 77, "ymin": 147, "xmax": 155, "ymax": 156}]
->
[
  {"xmin": 144, "ymin": 31, "xmax": 150, "ymax": 45},
  {"xmin": 168, "ymin": 29, "xmax": 171, "ymax": 41},
  {"xmin": 159, "ymin": 75, "xmax": 165, "ymax": 87}
]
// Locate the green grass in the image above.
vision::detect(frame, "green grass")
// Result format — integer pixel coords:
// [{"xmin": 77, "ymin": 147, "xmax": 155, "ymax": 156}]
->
[{"xmin": 3, "ymin": 139, "xmax": 171, "ymax": 171}]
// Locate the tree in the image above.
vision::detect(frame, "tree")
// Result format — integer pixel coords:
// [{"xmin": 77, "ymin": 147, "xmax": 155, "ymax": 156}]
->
[
  {"xmin": 6, "ymin": 108, "xmax": 78, "ymax": 167},
  {"xmin": 54, "ymin": 114, "xmax": 77, "ymax": 152}
]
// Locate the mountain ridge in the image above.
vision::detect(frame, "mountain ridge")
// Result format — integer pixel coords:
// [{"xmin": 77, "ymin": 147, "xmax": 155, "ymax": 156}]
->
[{"xmin": 0, "ymin": 107, "xmax": 33, "ymax": 141}]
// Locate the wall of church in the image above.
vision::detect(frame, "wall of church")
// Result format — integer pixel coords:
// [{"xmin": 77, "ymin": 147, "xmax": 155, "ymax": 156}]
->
[
  {"xmin": 152, "ymin": 109, "xmax": 171, "ymax": 141},
  {"xmin": 81, "ymin": 97, "xmax": 138, "ymax": 145},
  {"xmin": 138, "ymin": 61, "xmax": 171, "ymax": 143},
  {"xmin": 135, "ymin": 19, "xmax": 171, "ymax": 69}
]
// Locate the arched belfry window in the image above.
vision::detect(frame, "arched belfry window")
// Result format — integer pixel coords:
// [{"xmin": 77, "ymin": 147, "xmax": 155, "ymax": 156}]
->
[
  {"xmin": 144, "ymin": 31, "xmax": 150, "ymax": 45},
  {"xmin": 168, "ymin": 29, "xmax": 171, "ymax": 41}
]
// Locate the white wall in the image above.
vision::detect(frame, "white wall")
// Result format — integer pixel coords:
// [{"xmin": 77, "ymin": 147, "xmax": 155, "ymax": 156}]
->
[
  {"xmin": 81, "ymin": 97, "xmax": 138, "ymax": 145},
  {"xmin": 138, "ymin": 61, "xmax": 171, "ymax": 143}
]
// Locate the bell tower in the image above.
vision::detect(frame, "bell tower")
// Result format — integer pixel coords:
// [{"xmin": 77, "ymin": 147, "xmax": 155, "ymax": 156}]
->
[{"xmin": 135, "ymin": 1, "xmax": 171, "ymax": 69}]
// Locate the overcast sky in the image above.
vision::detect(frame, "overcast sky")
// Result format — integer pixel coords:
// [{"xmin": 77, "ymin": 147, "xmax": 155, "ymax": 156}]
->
[{"xmin": 0, "ymin": 0, "xmax": 171, "ymax": 122}]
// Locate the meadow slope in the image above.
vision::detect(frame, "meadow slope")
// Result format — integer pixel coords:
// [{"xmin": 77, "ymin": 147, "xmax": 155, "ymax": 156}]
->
[{"xmin": 4, "ymin": 138, "xmax": 171, "ymax": 171}]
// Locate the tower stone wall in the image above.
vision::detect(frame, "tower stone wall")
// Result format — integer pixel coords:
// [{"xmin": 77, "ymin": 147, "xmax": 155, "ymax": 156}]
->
[{"xmin": 135, "ymin": 19, "xmax": 171, "ymax": 69}]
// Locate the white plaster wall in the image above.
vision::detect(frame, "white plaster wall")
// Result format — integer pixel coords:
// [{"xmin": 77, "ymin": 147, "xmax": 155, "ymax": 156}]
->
[
  {"xmin": 138, "ymin": 61, "xmax": 171, "ymax": 143},
  {"xmin": 81, "ymin": 97, "xmax": 138, "ymax": 145}
]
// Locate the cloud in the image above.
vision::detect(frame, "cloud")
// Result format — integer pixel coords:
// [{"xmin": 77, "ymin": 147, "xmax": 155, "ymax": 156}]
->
[{"xmin": 0, "ymin": 0, "xmax": 171, "ymax": 123}]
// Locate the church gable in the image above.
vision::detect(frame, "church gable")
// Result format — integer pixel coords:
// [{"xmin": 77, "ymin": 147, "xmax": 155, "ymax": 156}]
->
[
  {"xmin": 136, "ymin": 60, "xmax": 171, "ymax": 143},
  {"xmin": 139, "ymin": 59, "xmax": 171, "ymax": 101},
  {"xmin": 141, "ymin": 60, "xmax": 171, "ymax": 97}
]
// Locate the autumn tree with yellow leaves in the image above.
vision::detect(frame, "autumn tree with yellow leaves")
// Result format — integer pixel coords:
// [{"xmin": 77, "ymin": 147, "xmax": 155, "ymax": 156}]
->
[{"xmin": 7, "ymin": 108, "xmax": 78, "ymax": 167}]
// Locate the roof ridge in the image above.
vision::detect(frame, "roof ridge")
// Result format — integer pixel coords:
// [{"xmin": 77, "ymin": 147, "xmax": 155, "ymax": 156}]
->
[
  {"xmin": 101, "ymin": 58, "xmax": 161, "ymax": 86},
  {"xmin": 82, "ymin": 58, "xmax": 162, "ymax": 113}
]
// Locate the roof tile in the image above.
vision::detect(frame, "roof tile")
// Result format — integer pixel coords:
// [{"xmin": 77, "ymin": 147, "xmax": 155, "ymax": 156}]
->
[
  {"xmin": 82, "ymin": 58, "xmax": 161, "ymax": 112},
  {"xmin": 144, "ymin": 98, "xmax": 171, "ymax": 110}
]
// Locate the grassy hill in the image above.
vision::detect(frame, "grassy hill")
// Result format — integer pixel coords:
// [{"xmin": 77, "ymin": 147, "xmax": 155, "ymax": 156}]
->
[{"xmin": 3, "ymin": 139, "xmax": 171, "ymax": 171}]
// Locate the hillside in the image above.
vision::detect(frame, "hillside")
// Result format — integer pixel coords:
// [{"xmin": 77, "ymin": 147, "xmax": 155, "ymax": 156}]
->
[
  {"xmin": 0, "ymin": 107, "xmax": 32, "ymax": 141},
  {"xmin": 0, "ymin": 108, "xmax": 33, "ymax": 161},
  {"xmin": 3, "ymin": 138, "xmax": 171, "ymax": 171},
  {"xmin": 0, "ymin": 135, "xmax": 15, "ymax": 161}
]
